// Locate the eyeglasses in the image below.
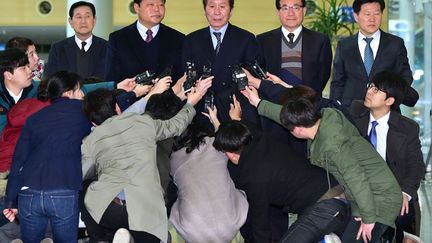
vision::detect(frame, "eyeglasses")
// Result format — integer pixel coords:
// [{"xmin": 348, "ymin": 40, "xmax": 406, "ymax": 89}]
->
[
  {"xmin": 279, "ymin": 4, "xmax": 304, "ymax": 12},
  {"xmin": 366, "ymin": 83, "xmax": 383, "ymax": 93}
]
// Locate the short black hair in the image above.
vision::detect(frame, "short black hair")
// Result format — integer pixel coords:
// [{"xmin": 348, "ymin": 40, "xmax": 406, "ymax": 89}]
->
[
  {"xmin": 280, "ymin": 97, "xmax": 321, "ymax": 131},
  {"xmin": 275, "ymin": 0, "xmax": 306, "ymax": 10},
  {"xmin": 280, "ymin": 85, "xmax": 318, "ymax": 106},
  {"xmin": 134, "ymin": 0, "xmax": 166, "ymax": 5},
  {"xmin": 38, "ymin": 71, "xmax": 82, "ymax": 101},
  {"xmin": 352, "ymin": 0, "xmax": 385, "ymax": 14},
  {"xmin": 370, "ymin": 71, "xmax": 407, "ymax": 110},
  {"xmin": 69, "ymin": 1, "xmax": 96, "ymax": 18},
  {"xmin": 145, "ymin": 91, "xmax": 183, "ymax": 120},
  {"xmin": 203, "ymin": 0, "xmax": 234, "ymax": 9},
  {"xmin": 213, "ymin": 120, "xmax": 252, "ymax": 153},
  {"xmin": 5, "ymin": 37, "xmax": 35, "ymax": 53},
  {"xmin": 0, "ymin": 48, "xmax": 29, "ymax": 82},
  {"xmin": 83, "ymin": 88, "xmax": 117, "ymax": 125}
]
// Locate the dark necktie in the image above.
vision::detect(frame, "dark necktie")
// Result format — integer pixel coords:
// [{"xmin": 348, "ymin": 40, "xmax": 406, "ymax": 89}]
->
[
  {"xmin": 81, "ymin": 41, "xmax": 87, "ymax": 52},
  {"xmin": 145, "ymin": 29, "xmax": 153, "ymax": 43},
  {"xmin": 363, "ymin": 37, "xmax": 374, "ymax": 76},
  {"xmin": 213, "ymin": 32, "xmax": 222, "ymax": 54},
  {"xmin": 368, "ymin": 120, "xmax": 378, "ymax": 149},
  {"xmin": 287, "ymin": 33, "xmax": 295, "ymax": 43}
]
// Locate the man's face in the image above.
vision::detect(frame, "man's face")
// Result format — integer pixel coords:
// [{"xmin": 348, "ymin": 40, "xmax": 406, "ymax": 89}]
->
[
  {"xmin": 363, "ymin": 83, "xmax": 392, "ymax": 110},
  {"xmin": 205, "ymin": 0, "xmax": 232, "ymax": 31},
  {"xmin": 277, "ymin": 0, "xmax": 306, "ymax": 32},
  {"xmin": 26, "ymin": 45, "xmax": 40, "ymax": 71},
  {"xmin": 134, "ymin": 0, "xmax": 165, "ymax": 29},
  {"xmin": 354, "ymin": 2, "xmax": 382, "ymax": 37},
  {"xmin": 68, "ymin": 6, "xmax": 96, "ymax": 39},
  {"xmin": 5, "ymin": 64, "xmax": 33, "ymax": 90}
]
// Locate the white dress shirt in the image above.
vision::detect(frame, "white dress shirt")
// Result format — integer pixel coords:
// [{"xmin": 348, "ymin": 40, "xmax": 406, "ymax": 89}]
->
[
  {"xmin": 358, "ymin": 30, "xmax": 381, "ymax": 61},
  {"xmin": 281, "ymin": 25, "xmax": 303, "ymax": 43},
  {"xmin": 209, "ymin": 23, "xmax": 229, "ymax": 49},
  {"xmin": 368, "ymin": 111, "xmax": 389, "ymax": 161},
  {"xmin": 136, "ymin": 22, "xmax": 160, "ymax": 42},
  {"xmin": 74, "ymin": 35, "xmax": 93, "ymax": 52}
]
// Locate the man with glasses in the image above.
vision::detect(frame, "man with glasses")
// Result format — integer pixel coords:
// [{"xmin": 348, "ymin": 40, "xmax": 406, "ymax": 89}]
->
[
  {"xmin": 330, "ymin": 0, "xmax": 418, "ymax": 109},
  {"xmin": 256, "ymin": 0, "xmax": 332, "ymax": 95},
  {"xmin": 350, "ymin": 71, "xmax": 425, "ymax": 243}
]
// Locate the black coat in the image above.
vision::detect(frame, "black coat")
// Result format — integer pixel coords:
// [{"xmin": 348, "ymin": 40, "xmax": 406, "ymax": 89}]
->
[
  {"xmin": 182, "ymin": 23, "xmax": 260, "ymax": 124},
  {"xmin": 104, "ymin": 22, "xmax": 185, "ymax": 82},
  {"xmin": 257, "ymin": 27, "xmax": 332, "ymax": 94},
  {"xmin": 46, "ymin": 35, "xmax": 107, "ymax": 79}
]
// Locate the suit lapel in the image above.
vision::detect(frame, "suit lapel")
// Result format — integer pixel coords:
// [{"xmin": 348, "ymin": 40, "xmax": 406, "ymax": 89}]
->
[
  {"xmin": 386, "ymin": 111, "xmax": 406, "ymax": 163},
  {"xmin": 370, "ymin": 30, "xmax": 388, "ymax": 79},
  {"xmin": 357, "ymin": 110, "xmax": 370, "ymax": 138},
  {"xmin": 127, "ymin": 22, "xmax": 151, "ymax": 68},
  {"xmin": 350, "ymin": 33, "xmax": 370, "ymax": 79},
  {"xmin": 65, "ymin": 37, "xmax": 77, "ymax": 72},
  {"xmin": 88, "ymin": 37, "xmax": 101, "ymax": 68}
]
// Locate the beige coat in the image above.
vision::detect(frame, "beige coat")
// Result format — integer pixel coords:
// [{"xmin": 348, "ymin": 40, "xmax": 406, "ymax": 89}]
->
[{"xmin": 81, "ymin": 104, "xmax": 196, "ymax": 243}]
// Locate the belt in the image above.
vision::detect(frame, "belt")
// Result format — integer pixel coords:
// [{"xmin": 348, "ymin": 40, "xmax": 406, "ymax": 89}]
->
[
  {"xmin": 318, "ymin": 185, "xmax": 345, "ymax": 202},
  {"xmin": 112, "ymin": 197, "xmax": 126, "ymax": 206}
]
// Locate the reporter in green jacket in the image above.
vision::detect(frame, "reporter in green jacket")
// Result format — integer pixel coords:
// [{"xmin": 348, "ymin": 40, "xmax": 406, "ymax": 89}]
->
[{"xmin": 241, "ymin": 86, "xmax": 402, "ymax": 243}]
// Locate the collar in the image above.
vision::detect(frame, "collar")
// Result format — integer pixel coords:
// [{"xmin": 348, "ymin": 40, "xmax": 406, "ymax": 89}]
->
[
  {"xmin": 74, "ymin": 35, "xmax": 93, "ymax": 51},
  {"xmin": 209, "ymin": 23, "xmax": 229, "ymax": 40},
  {"xmin": 136, "ymin": 21, "xmax": 160, "ymax": 38},
  {"xmin": 5, "ymin": 86, "xmax": 23, "ymax": 104},
  {"xmin": 281, "ymin": 25, "xmax": 303, "ymax": 42},
  {"xmin": 369, "ymin": 110, "xmax": 390, "ymax": 125},
  {"xmin": 358, "ymin": 29, "xmax": 381, "ymax": 42}
]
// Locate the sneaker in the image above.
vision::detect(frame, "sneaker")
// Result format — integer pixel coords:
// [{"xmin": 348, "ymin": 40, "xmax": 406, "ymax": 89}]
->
[
  {"xmin": 403, "ymin": 232, "xmax": 424, "ymax": 243},
  {"xmin": 40, "ymin": 238, "xmax": 53, "ymax": 243},
  {"xmin": 113, "ymin": 228, "xmax": 134, "ymax": 243},
  {"xmin": 323, "ymin": 233, "xmax": 342, "ymax": 243}
]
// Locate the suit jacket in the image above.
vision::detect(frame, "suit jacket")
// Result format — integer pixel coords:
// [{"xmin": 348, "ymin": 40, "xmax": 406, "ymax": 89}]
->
[
  {"xmin": 350, "ymin": 101, "xmax": 426, "ymax": 199},
  {"xmin": 46, "ymin": 35, "xmax": 107, "ymax": 79},
  {"xmin": 105, "ymin": 22, "xmax": 185, "ymax": 82},
  {"xmin": 256, "ymin": 26, "xmax": 332, "ymax": 95},
  {"xmin": 182, "ymin": 23, "xmax": 260, "ymax": 123},
  {"xmin": 331, "ymin": 30, "xmax": 415, "ymax": 107}
]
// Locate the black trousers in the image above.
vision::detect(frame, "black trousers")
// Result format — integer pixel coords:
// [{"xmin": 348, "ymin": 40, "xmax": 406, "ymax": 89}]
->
[
  {"xmin": 79, "ymin": 179, "xmax": 160, "ymax": 243},
  {"xmin": 279, "ymin": 198, "xmax": 351, "ymax": 243}
]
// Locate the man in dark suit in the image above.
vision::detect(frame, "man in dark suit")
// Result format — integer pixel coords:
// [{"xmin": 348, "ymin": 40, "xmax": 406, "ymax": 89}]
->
[
  {"xmin": 46, "ymin": 1, "xmax": 107, "ymax": 80},
  {"xmin": 350, "ymin": 71, "xmax": 425, "ymax": 243},
  {"xmin": 257, "ymin": 0, "xmax": 332, "ymax": 96},
  {"xmin": 104, "ymin": 0, "xmax": 184, "ymax": 83},
  {"xmin": 330, "ymin": 0, "xmax": 417, "ymax": 108},
  {"xmin": 182, "ymin": 0, "xmax": 260, "ymax": 124}
]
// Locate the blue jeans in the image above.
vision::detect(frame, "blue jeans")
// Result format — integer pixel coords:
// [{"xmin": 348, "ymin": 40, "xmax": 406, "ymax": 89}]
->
[
  {"xmin": 279, "ymin": 198, "xmax": 351, "ymax": 243},
  {"xmin": 18, "ymin": 189, "xmax": 79, "ymax": 243}
]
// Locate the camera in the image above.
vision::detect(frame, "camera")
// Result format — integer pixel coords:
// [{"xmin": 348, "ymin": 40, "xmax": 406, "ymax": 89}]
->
[
  {"xmin": 201, "ymin": 64, "xmax": 212, "ymax": 79},
  {"xmin": 231, "ymin": 64, "xmax": 248, "ymax": 91},
  {"xmin": 204, "ymin": 93, "xmax": 214, "ymax": 109},
  {"xmin": 184, "ymin": 62, "xmax": 199, "ymax": 93},
  {"xmin": 135, "ymin": 70, "xmax": 155, "ymax": 85},
  {"xmin": 244, "ymin": 60, "xmax": 268, "ymax": 80}
]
